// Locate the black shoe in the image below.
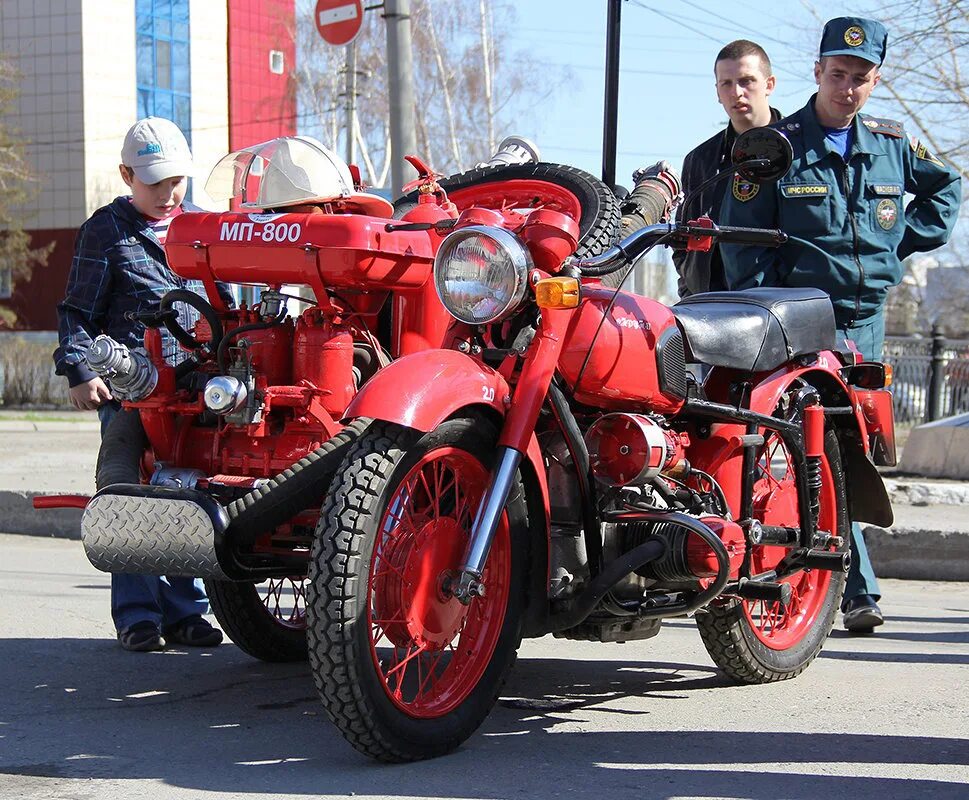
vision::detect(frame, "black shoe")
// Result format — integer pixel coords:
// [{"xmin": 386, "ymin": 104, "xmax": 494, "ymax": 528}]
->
[
  {"xmin": 843, "ymin": 595, "xmax": 884, "ymax": 633},
  {"xmin": 163, "ymin": 616, "xmax": 223, "ymax": 647},
  {"xmin": 118, "ymin": 621, "xmax": 164, "ymax": 652}
]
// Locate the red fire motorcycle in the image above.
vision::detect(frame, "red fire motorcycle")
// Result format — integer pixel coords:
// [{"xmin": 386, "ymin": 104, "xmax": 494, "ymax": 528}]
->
[
  {"xmin": 304, "ymin": 127, "xmax": 897, "ymax": 761},
  {"xmin": 56, "ymin": 135, "xmax": 623, "ymax": 662}
]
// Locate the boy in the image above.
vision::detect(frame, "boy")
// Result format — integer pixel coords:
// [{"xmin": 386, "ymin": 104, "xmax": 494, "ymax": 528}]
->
[{"xmin": 54, "ymin": 117, "xmax": 229, "ymax": 651}]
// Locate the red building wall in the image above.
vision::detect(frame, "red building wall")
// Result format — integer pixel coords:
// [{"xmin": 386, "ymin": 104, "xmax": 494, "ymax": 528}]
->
[
  {"xmin": 228, "ymin": 0, "xmax": 297, "ymax": 152},
  {"xmin": 1, "ymin": 230, "xmax": 76, "ymax": 331}
]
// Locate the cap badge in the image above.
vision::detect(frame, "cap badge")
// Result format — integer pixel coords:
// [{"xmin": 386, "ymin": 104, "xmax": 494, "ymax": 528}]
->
[
  {"xmin": 732, "ymin": 174, "xmax": 759, "ymax": 203},
  {"xmin": 876, "ymin": 198, "xmax": 898, "ymax": 230},
  {"xmin": 844, "ymin": 26, "xmax": 865, "ymax": 47}
]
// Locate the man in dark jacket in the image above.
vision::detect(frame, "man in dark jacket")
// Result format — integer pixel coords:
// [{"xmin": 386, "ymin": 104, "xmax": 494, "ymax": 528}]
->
[{"xmin": 673, "ymin": 40, "xmax": 781, "ymax": 296}]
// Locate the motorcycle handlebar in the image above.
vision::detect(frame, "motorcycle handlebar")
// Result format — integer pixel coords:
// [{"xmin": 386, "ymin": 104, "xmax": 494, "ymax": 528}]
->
[
  {"xmin": 683, "ymin": 224, "xmax": 788, "ymax": 247},
  {"xmin": 568, "ymin": 222, "xmax": 787, "ymax": 277}
]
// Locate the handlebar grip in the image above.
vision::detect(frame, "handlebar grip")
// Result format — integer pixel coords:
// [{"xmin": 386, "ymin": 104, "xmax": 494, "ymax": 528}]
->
[{"xmin": 712, "ymin": 225, "xmax": 788, "ymax": 246}]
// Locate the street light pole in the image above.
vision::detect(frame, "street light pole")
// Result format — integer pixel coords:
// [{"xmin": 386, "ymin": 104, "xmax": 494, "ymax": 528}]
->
[
  {"xmin": 601, "ymin": 0, "xmax": 622, "ymax": 190},
  {"xmin": 385, "ymin": 0, "xmax": 417, "ymax": 197}
]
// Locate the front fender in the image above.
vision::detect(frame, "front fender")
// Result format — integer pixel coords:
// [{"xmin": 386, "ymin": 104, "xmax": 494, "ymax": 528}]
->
[
  {"xmin": 343, "ymin": 348, "xmax": 553, "ymax": 623},
  {"xmin": 343, "ymin": 349, "xmax": 508, "ymax": 432},
  {"xmin": 750, "ymin": 354, "xmax": 893, "ymax": 528}
]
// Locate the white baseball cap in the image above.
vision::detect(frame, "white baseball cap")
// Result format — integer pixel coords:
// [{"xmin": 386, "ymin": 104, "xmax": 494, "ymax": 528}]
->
[{"xmin": 121, "ymin": 117, "xmax": 194, "ymax": 184}]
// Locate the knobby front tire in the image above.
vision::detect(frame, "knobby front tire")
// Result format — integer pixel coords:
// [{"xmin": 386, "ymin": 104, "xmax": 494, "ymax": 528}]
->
[{"xmin": 307, "ymin": 418, "xmax": 528, "ymax": 762}]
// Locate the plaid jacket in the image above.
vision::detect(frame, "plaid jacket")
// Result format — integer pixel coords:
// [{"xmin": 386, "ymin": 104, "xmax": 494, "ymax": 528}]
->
[{"xmin": 54, "ymin": 197, "xmax": 233, "ymax": 387}]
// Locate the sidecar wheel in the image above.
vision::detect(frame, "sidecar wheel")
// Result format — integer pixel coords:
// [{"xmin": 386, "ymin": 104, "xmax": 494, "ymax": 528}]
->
[
  {"xmin": 696, "ymin": 428, "xmax": 848, "ymax": 683},
  {"xmin": 307, "ymin": 418, "xmax": 527, "ymax": 762},
  {"xmin": 394, "ymin": 162, "xmax": 620, "ymax": 259},
  {"xmin": 205, "ymin": 577, "xmax": 308, "ymax": 662}
]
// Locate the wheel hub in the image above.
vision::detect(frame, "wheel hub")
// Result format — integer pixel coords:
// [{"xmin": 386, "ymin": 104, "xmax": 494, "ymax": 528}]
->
[
  {"xmin": 400, "ymin": 518, "xmax": 468, "ymax": 650},
  {"xmin": 372, "ymin": 516, "xmax": 469, "ymax": 650}
]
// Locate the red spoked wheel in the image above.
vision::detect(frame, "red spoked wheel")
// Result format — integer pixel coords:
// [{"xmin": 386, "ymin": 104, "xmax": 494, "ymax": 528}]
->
[
  {"xmin": 741, "ymin": 430, "xmax": 838, "ymax": 650},
  {"xmin": 308, "ymin": 418, "xmax": 527, "ymax": 762},
  {"xmin": 696, "ymin": 425, "xmax": 848, "ymax": 683},
  {"xmin": 393, "ymin": 162, "xmax": 621, "ymax": 259},
  {"xmin": 368, "ymin": 447, "xmax": 511, "ymax": 717},
  {"xmin": 206, "ymin": 575, "xmax": 310, "ymax": 662}
]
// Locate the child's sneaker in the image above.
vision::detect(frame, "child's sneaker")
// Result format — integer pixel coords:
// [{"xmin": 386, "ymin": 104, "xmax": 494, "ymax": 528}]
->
[
  {"xmin": 118, "ymin": 621, "xmax": 164, "ymax": 652},
  {"xmin": 163, "ymin": 617, "xmax": 223, "ymax": 647}
]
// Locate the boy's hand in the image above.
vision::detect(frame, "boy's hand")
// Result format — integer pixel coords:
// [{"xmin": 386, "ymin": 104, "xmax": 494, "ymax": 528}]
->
[{"xmin": 69, "ymin": 378, "xmax": 113, "ymax": 410}]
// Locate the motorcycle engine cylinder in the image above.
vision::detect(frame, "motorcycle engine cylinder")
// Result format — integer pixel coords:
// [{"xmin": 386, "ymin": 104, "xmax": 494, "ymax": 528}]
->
[{"xmin": 621, "ymin": 515, "xmax": 745, "ymax": 581}]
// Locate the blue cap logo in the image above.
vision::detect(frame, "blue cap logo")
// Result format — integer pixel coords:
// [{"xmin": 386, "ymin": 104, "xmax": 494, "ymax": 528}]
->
[{"xmin": 137, "ymin": 142, "xmax": 162, "ymax": 157}]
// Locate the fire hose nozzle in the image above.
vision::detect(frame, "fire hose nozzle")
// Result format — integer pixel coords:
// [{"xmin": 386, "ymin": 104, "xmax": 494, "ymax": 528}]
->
[{"xmin": 86, "ymin": 335, "xmax": 159, "ymax": 401}]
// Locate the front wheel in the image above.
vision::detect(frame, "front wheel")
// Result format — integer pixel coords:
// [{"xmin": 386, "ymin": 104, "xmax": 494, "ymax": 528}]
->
[
  {"xmin": 696, "ymin": 427, "xmax": 848, "ymax": 682},
  {"xmin": 307, "ymin": 418, "xmax": 527, "ymax": 762}
]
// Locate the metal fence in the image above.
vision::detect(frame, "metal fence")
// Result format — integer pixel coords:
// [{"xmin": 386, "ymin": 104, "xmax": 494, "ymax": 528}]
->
[{"xmin": 883, "ymin": 328, "xmax": 969, "ymax": 428}]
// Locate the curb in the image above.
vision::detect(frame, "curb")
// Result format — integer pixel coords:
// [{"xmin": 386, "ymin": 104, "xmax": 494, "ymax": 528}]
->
[
  {"xmin": 883, "ymin": 477, "xmax": 969, "ymax": 507},
  {"xmin": 2, "ymin": 491, "xmax": 82, "ymax": 540},
  {"xmin": 863, "ymin": 524, "xmax": 969, "ymax": 582}
]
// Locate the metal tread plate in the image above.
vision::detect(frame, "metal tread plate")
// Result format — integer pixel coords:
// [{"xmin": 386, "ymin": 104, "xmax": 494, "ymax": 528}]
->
[{"xmin": 82, "ymin": 492, "xmax": 228, "ymax": 580}]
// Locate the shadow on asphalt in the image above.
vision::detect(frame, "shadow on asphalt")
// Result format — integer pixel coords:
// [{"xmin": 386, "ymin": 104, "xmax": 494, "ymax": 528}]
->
[{"xmin": 0, "ymin": 637, "xmax": 966, "ymax": 798}]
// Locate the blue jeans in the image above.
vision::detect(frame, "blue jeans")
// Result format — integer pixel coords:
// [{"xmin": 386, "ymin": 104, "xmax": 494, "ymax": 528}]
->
[
  {"xmin": 98, "ymin": 403, "xmax": 209, "ymax": 633},
  {"xmin": 835, "ymin": 315, "xmax": 884, "ymax": 607}
]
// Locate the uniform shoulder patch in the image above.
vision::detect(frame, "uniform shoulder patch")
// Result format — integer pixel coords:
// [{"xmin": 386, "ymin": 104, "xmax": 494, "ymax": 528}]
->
[
  {"xmin": 908, "ymin": 134, "xmax": 945, "ymax": 167},
  {"xmin": 732, "ymin": 173, "xmax": 759, "ymax": 202},
  {"xmin": 860, "ymin": 115, "xmax": 904, "ymax": 138}
]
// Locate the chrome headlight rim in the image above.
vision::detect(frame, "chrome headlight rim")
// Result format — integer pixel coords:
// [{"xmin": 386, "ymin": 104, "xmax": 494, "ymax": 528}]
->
[{"xmin": 433, "ymin": 225, "xmax": 533, "ymax": 326}]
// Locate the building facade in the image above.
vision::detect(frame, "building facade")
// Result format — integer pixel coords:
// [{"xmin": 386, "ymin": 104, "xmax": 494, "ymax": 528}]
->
[{"xmin": 0, "ymin": 0, "xmax": 296, "ymax": 330}]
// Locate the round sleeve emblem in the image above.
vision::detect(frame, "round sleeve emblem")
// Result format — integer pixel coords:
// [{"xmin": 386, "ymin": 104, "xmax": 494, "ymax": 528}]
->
[
  {"xmin": 876, "ymin": 198, "xmax": 898, "ymax": 230},
  {"xmin": 732, "ymin": 174, "xmax": 759, "ymax": 202},
  {"xmin": 844, "ymin": 26, "xmax": 865, "ymax": 46}
]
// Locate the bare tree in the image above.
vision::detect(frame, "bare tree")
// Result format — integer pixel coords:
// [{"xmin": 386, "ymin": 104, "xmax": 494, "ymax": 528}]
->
[
  {"xmin": 292, "ymin": 0, "xmax": 568, "ymax": 188},
  {"xmin": 0, "ymin": 54, "xmax": 52, "ymax": 328},
  {"xmin": 868, "ymin": 0, "xmax": 969, "ymax": 182}
]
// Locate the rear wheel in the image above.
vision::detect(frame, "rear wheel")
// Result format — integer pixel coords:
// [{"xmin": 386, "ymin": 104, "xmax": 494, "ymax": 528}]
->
[
  {"xmin": 307, "ymin": 418, "xmax": 527, "ymax": 762},
  {"xmin": 696, "ymin": 427, "xmax": 848, "ymax": 682},
  {"xmin": 205, "ymin": 577, "xmax": 308, "ymax": 662}
]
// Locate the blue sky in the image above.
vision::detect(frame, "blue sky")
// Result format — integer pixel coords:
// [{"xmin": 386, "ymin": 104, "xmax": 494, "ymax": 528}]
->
[{"xmin": 508, "ymin": 0, "xmax": 854, "ymax": 187}]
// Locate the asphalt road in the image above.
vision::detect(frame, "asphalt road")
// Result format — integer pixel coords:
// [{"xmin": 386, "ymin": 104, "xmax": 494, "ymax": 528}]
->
[{"xmin": 1, "ymin": 534, "xmax": 967, "ymax": 800}]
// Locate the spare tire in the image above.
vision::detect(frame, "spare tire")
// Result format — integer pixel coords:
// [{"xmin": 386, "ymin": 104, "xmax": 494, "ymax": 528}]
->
[{"xmin": 393, "ymin": 162, "xmax": 620, "ymax": 259}]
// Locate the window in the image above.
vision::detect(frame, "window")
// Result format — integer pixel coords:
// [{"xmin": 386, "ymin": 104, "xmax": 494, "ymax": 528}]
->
[
  {"xmin": 269, "ymin": 50, "xmax": 285, "ymax": 75},
  {"xmin": 135, "ymin": 0, "xmax": 191, "ymax": 143}
]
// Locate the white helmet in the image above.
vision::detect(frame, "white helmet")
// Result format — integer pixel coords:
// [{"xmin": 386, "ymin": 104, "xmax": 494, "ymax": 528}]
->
[{"xmin": 205, "ymin": 135, "xmax": 393, "ymax": 217}]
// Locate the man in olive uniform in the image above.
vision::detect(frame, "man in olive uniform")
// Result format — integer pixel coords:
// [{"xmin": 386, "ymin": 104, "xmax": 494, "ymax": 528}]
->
[
  {"xmin": 722, "ymin": 17, "xmax": 962, "ymax": 632},
  {"xmin": 673, "ymin": 39, "xmax": 782, "ymax": 297}
]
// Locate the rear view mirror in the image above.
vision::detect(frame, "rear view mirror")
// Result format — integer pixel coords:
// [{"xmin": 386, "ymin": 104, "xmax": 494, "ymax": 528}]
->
[{"xmin": 731, "ymin": 127, "xmax": 793, "ymax": 183}]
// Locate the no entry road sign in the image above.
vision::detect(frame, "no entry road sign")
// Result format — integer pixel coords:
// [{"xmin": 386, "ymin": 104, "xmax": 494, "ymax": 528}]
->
[{"xmin": 315, "ymin": 0, "xmax": 364, "ymax": 46}]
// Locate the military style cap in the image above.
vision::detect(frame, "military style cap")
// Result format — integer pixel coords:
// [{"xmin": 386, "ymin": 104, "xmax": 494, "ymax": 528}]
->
[{"xmin": 818, "ymin": 16, "xmax": 888, "ymax": 66}]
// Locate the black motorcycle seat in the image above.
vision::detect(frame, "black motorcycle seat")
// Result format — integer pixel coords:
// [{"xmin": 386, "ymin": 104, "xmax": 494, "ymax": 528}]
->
[{"xmin": 671, "ymin": 287, "xmax": 837, "ymax": 372}]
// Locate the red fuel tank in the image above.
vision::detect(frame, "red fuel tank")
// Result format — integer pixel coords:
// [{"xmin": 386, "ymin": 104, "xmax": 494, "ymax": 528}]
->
[{"xmin": 558, "ymin": 284, "xmax": 686, "ymax": 414}]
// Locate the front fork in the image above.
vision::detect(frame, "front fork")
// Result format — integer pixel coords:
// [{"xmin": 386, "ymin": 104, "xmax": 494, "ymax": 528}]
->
[{"xmin": 451, "ymin": 310, "xmax": 569, "ymax": 603}]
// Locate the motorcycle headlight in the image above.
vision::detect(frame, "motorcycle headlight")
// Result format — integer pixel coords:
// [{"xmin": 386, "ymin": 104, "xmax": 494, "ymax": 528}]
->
[{"xmin": 433, "ymin": 226, "xmax": 532, "ymax": 325}]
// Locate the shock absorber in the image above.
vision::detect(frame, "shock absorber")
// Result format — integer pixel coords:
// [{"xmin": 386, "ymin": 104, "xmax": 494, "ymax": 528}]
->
[{"xmin": 802, "ymin": 402, "xmax": 826, "ymax": 533}]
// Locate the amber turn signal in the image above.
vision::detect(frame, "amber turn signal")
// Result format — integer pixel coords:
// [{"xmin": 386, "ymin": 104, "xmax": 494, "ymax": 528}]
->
[{"xmin": 534, "ymin": 277, "xmax": 580, "ymax": 309}]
